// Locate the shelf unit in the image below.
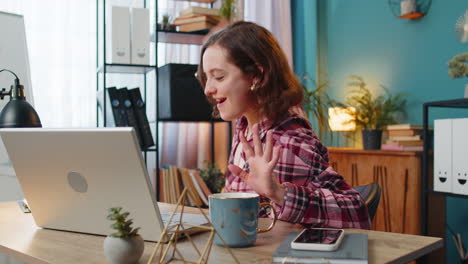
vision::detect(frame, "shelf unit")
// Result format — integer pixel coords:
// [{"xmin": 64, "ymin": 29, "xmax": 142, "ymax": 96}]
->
[
  {"xmin": 422, "ymin": 98, "xmax": 468, "ymax": 235},
  {"xmin": 421, "ymin": 98, "xmax": 468, "ymax": 263},
  {"xmin": 96, "ymin": 0, "xmax": 226, "ymax": 201}
]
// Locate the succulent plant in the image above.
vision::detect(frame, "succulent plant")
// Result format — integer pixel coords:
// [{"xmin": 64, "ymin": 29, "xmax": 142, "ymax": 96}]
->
[{"xmin": 107, "ymin": 207, "xmax": 140, "ymax": 238}]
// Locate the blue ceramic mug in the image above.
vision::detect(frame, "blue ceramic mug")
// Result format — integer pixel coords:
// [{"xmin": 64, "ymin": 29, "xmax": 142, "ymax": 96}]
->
[{"xmin": 209, "ymin": 192, "xmax": 277, "ymax": 247}]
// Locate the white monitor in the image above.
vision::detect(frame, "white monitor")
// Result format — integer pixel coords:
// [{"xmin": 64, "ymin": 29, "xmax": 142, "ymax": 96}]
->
[{"xmin": 0, "ymin": 11, "xmax": 35, "ymax": 201}]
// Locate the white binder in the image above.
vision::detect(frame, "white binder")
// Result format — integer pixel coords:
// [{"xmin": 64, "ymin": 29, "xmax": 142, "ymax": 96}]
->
[
  {"xmin": 131, "ymin": 8, "xmax": 150, "ymax": 65},
  {"xmin": 109, "ymin": 6, "xmax": 130, "ymax": 64},
  {"xmin": 434, "ymin": 119, "xmax": 452, "ymax": 193},
  {"xmin": 452, "ymin": 118, "xmax": 468, "ymax": 195}
]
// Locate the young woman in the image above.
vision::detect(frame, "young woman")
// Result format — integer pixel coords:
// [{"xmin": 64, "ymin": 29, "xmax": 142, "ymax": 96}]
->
[{"xmin": 197, "ymin": 21, "xmax": 370, "ymax": 229}]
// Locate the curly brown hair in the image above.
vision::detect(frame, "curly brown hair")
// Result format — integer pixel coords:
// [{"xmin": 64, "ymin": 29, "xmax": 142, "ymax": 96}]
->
[{"xmin": 197, "ymin": 21, "xmax": 303, "ymax": 124}]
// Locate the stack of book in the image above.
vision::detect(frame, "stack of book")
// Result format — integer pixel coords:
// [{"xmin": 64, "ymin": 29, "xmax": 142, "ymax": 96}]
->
[
  {"xmin": 155, "ymin": 166, "xmax": 212, "ymax": 207},
  {"xmin": 173, "ymin": 6, "xmax": 220, "ymax": 32},
  {"xmin": 381, "ymin": 124, "xmax": 424, "ymax": 151}
]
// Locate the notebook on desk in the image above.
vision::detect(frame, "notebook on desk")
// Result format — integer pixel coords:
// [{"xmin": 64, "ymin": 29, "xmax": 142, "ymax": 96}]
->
[
  {"xmin": 272, "ymin": 232, "xmax": 368, "ymax": 264},
  {"xmin": 0, "ymin": 127, "xmax": 208, "ymax": 242}
]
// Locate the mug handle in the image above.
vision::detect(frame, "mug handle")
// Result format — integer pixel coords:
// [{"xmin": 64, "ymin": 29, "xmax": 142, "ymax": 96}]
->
[{"xmin": 257, "ymin": 202, "xmax": 277, "ymax": 233}]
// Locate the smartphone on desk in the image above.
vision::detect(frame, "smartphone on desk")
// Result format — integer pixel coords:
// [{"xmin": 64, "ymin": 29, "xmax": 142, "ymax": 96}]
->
[{"xmin": 291, "ymin": 228, "xmax": 345, "ymax": 251}]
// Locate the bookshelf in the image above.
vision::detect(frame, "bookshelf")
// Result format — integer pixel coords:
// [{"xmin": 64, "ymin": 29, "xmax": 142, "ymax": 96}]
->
[{"xmin": 96, "ymin": 0, "xmax": 227, "ymax": 201}]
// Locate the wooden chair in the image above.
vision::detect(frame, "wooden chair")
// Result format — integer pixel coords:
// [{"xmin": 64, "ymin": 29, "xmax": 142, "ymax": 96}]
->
[{"xmin": 353, "ymin": 183, "xmax": 381, "ymax": 222}]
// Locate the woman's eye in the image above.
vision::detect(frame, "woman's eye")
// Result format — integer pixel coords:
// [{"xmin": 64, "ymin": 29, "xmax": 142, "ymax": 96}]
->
[{"xmin": 215, "ymin": 76, "xmax": 224, "ymax": 81}]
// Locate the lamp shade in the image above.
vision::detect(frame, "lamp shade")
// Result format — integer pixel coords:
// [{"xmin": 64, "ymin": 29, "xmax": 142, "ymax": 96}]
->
[
  {"xmin": 328, "ymin": 107, "xmax": 356, "ymax": 131},
  {"xmin": 0, "ymin": 98, "xmax": 41, "ymax": 128}
]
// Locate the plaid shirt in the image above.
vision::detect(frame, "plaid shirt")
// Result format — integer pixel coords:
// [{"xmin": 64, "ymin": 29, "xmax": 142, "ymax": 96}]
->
[{"xmin": 225, "ymin": 114, "xmax": 371, "ymax": 229}]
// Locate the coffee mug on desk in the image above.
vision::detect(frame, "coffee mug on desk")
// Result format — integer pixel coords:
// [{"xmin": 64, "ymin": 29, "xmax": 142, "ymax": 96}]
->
[{"xmin": 209, "ymin": 192, "xmax": 277, "ymax": 247}]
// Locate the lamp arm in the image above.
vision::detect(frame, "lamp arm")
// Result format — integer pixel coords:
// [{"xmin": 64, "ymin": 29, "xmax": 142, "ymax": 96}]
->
[
  {"xmin": 0, "ymin": 88, "xmax": 11, "ymax": 100},
  {"xmin": 0, "ymin": 69, "xmax": 24, "ymax": 101}
]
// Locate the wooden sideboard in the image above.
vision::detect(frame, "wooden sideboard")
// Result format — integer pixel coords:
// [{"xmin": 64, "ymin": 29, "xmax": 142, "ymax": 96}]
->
[{"xmin": 328, "ymin": 147, "xmax": 421, "ymax": 235}]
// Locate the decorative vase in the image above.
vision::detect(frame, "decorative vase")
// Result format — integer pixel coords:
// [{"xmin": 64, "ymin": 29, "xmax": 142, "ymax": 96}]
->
[
  {"xmin": 103, "ymin": 235, "xmax": 144, "ymax": 264},
  {"xmin": 362, "ymin": 129, "xmax": 383, "ymax": 150}
]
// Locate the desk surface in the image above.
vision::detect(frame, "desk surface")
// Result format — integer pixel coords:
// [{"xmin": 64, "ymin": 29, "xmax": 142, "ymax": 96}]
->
[{"xmin": 0, "ymin": 201, "xmax": 442, "ymax": 264}]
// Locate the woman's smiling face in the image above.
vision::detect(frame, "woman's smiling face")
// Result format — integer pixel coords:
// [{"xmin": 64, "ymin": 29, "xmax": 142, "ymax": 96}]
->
[{"xmin": 202, "ymin": 45, "xmax": 258, "ymax": 122}]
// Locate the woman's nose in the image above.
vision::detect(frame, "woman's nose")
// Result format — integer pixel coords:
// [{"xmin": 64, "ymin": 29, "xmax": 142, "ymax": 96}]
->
[{"xmin": 204, "ymin": 81, "xmax": 216, "ymax": 96}]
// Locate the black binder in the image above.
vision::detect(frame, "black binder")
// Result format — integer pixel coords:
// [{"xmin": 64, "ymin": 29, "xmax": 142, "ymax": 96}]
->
[
  {"xmin": 106, "ymin": 87, "xmax": 128, "ymax": 127},
  {"xmin": 118, "ymin": 87, "xmax": 145, "ymax": 148},
  {"xmin": 128, "ymin": 87, "xmax": 155, "ymax": 148}
]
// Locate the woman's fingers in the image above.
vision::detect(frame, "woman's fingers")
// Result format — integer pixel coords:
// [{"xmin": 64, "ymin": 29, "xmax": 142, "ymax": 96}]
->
[
  {"xmin": 263, "ymin": 131, "xmax": 273, "ymax": 161},
  {"xmin": 239, "ymin": 131, "xmax": 254, "ymax": 159},
  {"xmin": 270, "ymin": 146, "xmax": 281, "ymax": 168},
  {"xmin": 252, "ymin": 124, "xmax": 263, "ymax": 156},
  {"xmin": 228, "ymin": 164, "xmax": 249, "ymax": 181}
]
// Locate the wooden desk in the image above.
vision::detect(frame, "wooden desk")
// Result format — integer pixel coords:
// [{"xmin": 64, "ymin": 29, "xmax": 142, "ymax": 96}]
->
[{"xmin": 0, "ymin": 202, "xmax": 442, "ymax": 264}]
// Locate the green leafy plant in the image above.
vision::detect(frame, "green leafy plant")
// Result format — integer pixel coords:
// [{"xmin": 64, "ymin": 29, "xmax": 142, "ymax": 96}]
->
[
  {"xmin": 107, "ymin": 207, "xmax": 140, "ymax": 238},
  {"xmin": 301, "ymin": 75, "xmax": 340, "ymax": 139},
  {"xmin": 448, "ymin": 52, "xmax": 468, "ymax": 79},
  {"xmin": 219, "ymin": 0, "xmax": 237, "ymax": 22},
  {"xmin": 197, "ymin": 161, "xmax": 224, "ymax": 193},
  {"xmin": 344, "ymin": 75, "xmax": 406, "ymax": 130}
]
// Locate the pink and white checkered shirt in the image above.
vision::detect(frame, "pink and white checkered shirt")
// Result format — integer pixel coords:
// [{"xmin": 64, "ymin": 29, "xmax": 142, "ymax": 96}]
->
[{"xmin": 225, "ymin": 113, "xmax": 371, "ymax": 229}]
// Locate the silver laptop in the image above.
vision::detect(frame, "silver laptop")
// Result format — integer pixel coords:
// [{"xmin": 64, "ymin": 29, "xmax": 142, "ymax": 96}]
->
[{"xmin": 0, "ymin": 127, "xmax": 207, "ymax": 242}]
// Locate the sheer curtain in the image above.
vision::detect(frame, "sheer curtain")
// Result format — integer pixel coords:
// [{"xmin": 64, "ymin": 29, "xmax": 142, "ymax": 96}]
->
[
  {"xmin": 244, "ymin": 0, "xmax": 293, "ymax": 68},
  {"xmin": 0, "ymin": 1, "xmax": 96, "ymax": 127}
]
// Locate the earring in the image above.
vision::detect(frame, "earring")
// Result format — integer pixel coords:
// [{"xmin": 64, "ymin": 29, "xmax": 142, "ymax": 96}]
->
[{"xmin": 250, "ymin": 83, "xmax": 256, "ymax": 91}]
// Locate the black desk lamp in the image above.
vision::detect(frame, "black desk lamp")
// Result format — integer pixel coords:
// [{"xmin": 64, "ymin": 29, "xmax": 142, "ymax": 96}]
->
[{"xmin": 0, "ymin": 69, "xmax": 41, "ymax": 128}]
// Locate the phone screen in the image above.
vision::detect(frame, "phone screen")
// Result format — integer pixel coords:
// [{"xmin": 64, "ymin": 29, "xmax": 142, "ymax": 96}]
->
[{"xmin": 293, "ymin": 229, "xmax": 344, "ymax": 244}]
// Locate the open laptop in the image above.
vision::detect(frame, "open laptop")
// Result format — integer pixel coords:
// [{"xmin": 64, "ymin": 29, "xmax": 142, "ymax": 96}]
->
[{"xmin": 0, "ymin": 127, "xmax": 208, "ymax": 242}]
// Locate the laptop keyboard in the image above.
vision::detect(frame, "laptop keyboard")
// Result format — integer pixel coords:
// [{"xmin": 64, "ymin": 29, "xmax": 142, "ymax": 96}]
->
[{"xmin": 160, "ymin": 212, "xmax": 209, "ymax": 228}]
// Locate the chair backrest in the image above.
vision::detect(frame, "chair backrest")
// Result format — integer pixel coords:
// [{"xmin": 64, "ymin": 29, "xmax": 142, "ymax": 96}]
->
[{"xmin": 353, "ymin": 183, "xmax": 381, "ymax": 222}]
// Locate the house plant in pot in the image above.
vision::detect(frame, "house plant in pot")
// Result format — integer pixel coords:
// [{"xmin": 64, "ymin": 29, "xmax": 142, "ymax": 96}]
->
[
  {"xmin": 343, "ymin": 75, "xmax": 407, "ymax": 150},
  {"xmin": 447, "ymin": 52, "xmax": 468, "ymax": 97},
  {"xmin": 103, "ymin": 207, "xmax": 144, "ymax": 264}
]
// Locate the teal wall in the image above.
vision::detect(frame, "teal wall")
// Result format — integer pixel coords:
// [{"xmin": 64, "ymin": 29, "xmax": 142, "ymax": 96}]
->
[{"xmin": 292, "ymin": 1, "xmax": 468, "ymax": 263}]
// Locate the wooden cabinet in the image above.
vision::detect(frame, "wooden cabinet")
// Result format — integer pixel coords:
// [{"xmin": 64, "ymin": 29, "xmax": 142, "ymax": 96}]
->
[{"xmin": 328, "ymin": 147, "xmax": 421, "ymax": 235}]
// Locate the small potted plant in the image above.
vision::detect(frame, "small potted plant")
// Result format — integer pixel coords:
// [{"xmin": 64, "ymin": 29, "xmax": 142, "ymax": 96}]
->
[
  {"xmin": 343, "ymin": 75, "xmax": 407, "ymax": 150},
  {"xmin": 197, "ymin": 161, "xmax": 224, "ymax": 194},
  {"xmin": 103, "ymin": 207, "xmax": 144, "ymax": 264},
  {"xmin": 447, "ymin": 52, "xmax": 468, "ymax": 97}
]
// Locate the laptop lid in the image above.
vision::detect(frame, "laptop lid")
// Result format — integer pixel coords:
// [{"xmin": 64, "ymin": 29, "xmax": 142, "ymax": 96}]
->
[{"xmin": 0, "ymin": 127, "xmax": 166, "ymax": 241}]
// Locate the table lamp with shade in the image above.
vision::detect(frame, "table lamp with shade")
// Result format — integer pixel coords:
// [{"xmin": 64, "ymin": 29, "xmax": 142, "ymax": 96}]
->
[
  {"xmin": 328, "ymin": 107, "xmax": 356, "ymax": 147},
  {"xmin": 0, "ymin": 69, "xmax": 41, "ymax": 128}
]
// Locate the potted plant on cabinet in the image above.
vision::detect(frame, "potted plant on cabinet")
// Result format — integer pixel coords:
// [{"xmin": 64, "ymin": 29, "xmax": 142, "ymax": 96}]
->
[
  {"xmin": 301, "ymin": 75, "xmax": 340, "ymax": 141},
  {"xmin": 103, "ymin": 207, "xmax": 144, "ymax": 264},
  {"xmin": 447, "ymin": 52, "xmax": 468, "ymax": 97},
  {"xmin": 343, "ymin": 75, "xmax": 407, "ymax": 150}
]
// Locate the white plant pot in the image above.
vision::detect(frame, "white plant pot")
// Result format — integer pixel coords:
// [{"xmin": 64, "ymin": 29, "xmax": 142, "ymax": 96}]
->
[{"xmin": 103, "ymin": 235, "xmax": 144, "ymax": 264}]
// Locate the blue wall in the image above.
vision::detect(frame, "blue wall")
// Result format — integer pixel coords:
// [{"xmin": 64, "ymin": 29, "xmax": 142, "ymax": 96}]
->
[{"xmin": 292, "ymin": 1, "xmax": 468, "ymax": 263}]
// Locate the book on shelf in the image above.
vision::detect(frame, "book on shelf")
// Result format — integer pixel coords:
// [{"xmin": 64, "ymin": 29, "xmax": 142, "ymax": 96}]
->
[
  {"xmin": 386, "ymin": 124, "xmax": 424, "ymax": 130},
  {"xmin": 188, "ymin": 170, "xmax": 210, "ymax": 206},
  {"xmin": 178, "ymin": 21, "xmax": 217, "ymax": 32},
  {"xmin": 157, "ymin": 166, "xmax": 211, "ymax": 206},
  {"xmin": 385, "ymin": 139, "xmax": 423, "ymax": 146},
  {"xmin": 387, "ymin": 129, "xmax": 424, "ymax": 137},
  {"xmin": 128, "ymin": 87, "xmax": 154, "ymax": 149},
  {"xmin": 272, "ymin": 232, "xmax": 368, "ymax": 264},
  {"xmin": 387, "ymin": 135, "xmax": 422, "ymax": 141},
  {"xmin": 179, "ymin": 6, "xmax": 219, "ymax": 18},
  {"xmin": 173, "ymin": 14, "xmax": 220, "ymax": 26},
  {"xmin": 381, "ymin": 144, "xmax": 423, "ymax": 151}
]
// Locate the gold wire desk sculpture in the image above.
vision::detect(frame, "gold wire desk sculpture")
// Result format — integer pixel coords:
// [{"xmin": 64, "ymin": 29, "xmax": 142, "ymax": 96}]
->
[{"xmin": 147, "ymin": 188, "xmax": 240, "ymax": 264}]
